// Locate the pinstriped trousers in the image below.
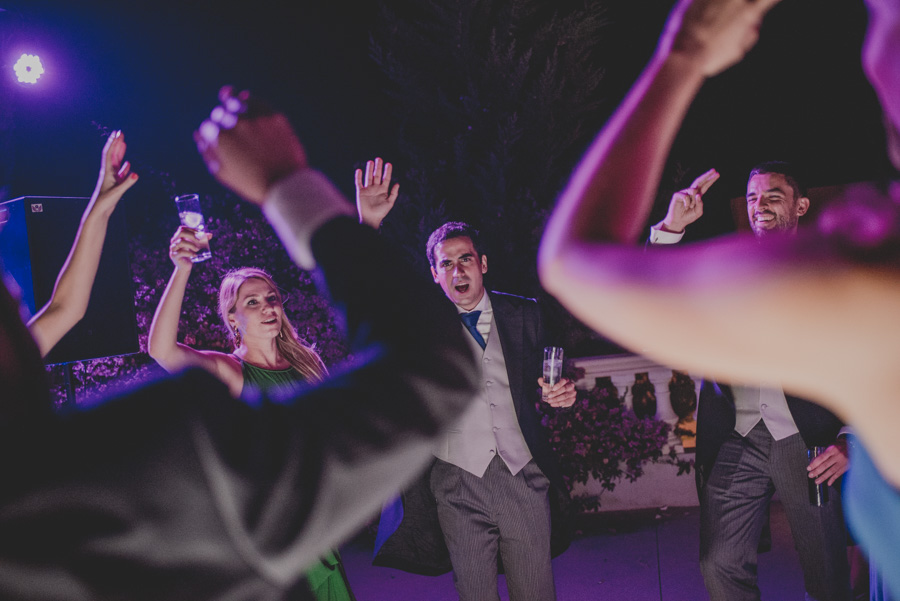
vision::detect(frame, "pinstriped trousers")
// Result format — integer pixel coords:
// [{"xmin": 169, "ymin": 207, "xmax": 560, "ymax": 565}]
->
[
  {"xmin": 430, "ymin": 455, "xmax": 556, "ymax": 601},
  {"xmin": 699, "ymin": 420, "xmax": 851, "ymax": 601}
]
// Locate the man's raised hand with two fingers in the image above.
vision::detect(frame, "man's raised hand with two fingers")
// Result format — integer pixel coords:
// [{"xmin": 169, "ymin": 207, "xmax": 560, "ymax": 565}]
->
[{"xmin": 653, "ymin": 168, "xmax": 720, "ymax": 237}]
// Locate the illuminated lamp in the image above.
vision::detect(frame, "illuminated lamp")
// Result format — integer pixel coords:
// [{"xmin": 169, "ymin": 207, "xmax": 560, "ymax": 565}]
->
[{"xmin": 13, "ymin": 53, "xmax": 43, "ymax": 84}]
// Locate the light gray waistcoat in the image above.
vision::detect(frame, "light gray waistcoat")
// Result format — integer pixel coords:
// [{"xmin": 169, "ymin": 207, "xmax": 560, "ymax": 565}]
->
[{"xmin": 433, "ymin": 312, "xmax": 533, "ymax": 477}]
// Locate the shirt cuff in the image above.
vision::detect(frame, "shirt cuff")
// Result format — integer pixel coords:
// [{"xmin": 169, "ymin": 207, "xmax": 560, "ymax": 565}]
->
[
  {"xmin": 262, "ymin": 169, "xmax": 355, "ymax": 270},
  {"xmin": 648, "ymin": 224, "xmax": 685, "ymax": 245}
]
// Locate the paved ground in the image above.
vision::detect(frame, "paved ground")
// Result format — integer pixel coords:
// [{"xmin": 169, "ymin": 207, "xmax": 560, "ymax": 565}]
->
[{"xmin": 340, "ymin": 502, "xmax": 810, "ymax": 600}]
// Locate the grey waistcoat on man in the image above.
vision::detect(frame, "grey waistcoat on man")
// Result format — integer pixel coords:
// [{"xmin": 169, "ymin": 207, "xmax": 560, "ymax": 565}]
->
[{"xmin": 433, "ymin": 307, "xmax": 533, "ymax": 477}]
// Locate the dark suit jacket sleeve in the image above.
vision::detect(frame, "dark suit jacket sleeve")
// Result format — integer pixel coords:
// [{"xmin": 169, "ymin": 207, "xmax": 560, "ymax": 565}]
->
[
  {"xmin": 0, "ymin": 216, "xmax": 478, "ymax": 599},
  {"xmin": 196, "ymin": 217, "xmax": 480, "ymax": 573},
  {"xmin": 493, "ymin": 292, "xmax": 573, "ymax": 556}
]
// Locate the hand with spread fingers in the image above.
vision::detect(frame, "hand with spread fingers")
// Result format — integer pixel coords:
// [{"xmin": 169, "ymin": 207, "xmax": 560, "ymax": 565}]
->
[
  {"xmin": 807, "ymin": 437, "xmax": 850, "ymax": 487},
  {"xmin": 94, "ymin": 130, "xmax": 139, "ymax": 211},
  {"xmin": 355, "ymin": 157, "xmax": 399, "ymax": 229},
  {"xmin": 194, "ymin": 86, "xmax": 306, "ymax": 205},
  {"xmin": 538, "ymin": 377, "xmax": 577, "ymax": 408},
  {"xmin": 659, "ymin": 168, "xmax": 720, "ymax": 233}
]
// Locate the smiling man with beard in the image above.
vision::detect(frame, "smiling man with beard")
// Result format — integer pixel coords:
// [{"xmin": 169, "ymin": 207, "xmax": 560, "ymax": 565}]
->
[
  {"xmin": 538, "ymin": 0, "xmax": 900, "ymax": 595},
  {"xmin": 745, "ymin": 163, "xmax": 810, "ymax": 237},
  {"xmin": 648, "ymin": 161, "xmax": 851, "ymax": 601}
]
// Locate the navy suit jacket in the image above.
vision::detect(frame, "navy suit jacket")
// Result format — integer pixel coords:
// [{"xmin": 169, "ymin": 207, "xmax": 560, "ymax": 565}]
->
[
  {"xmin": 372, "ymin": 291, "xmax": 572, "ymax": 575},
  {"xmin": 644, "ymin": 234, "xmax": 846, "ymax": 494},
  {"xmin": 696, "ymin": 381, "xmax": 845, "ymax": 490}
]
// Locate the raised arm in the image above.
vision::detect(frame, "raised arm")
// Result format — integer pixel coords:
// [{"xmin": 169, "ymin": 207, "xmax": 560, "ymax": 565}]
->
[
  {"xmin": 537, "ymin": 0, "xmax": 900, "ymax": 489},
  {"xmin": 537, "ymin": 0, "xmax": 900, "ymax": 398},
  {"xmin": 355, "ymin": 157, "xmax": 399, "ymax": 229},
  {"xmin": 27, "ymin": 131, "xmax": 139, "ymax": 356},
  {"xmin": 541, "ymin": 0, "xmax": 777, "ymax": 256},
  {"xmin": 538, "ymin": 0, "xmax": 782, "ymax": 365},
  {"xmin": 538, "ymin": 0, "xmax": 784, "ymax": 358},
  {"xmin": 863, "ymin": 0, "xmax": 900, "ymax": 151},
  {"xmin": 147, "ymin": 226, "xmax": 242, "ymax": 395},
  {"xmin": 651, "ymin": 168, "xmax": 720, "ymax": 239}
]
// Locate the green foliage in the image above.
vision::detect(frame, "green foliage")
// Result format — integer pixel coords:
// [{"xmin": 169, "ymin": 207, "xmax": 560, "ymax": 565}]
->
[
  {"xmin": 370, "ymin": 0, "xmax": 610, "ymax": 296},
  {"xmin": 46, "ymin": 192, "xmax": 347, "ymax": 407},
  {"xmin": 130, "ymin": 197, "xmax": 348, "ymax": 367},
  {"xmin": 539, "ymin": 368, "xmax": 693, "ymax": 513},
  {"xmin": 365, "ymin": 1, "xmax": 674, "ymax": 505},
  {"xmin": 368, "ymin": 0, "xmax": 681, "ymax": 508}
]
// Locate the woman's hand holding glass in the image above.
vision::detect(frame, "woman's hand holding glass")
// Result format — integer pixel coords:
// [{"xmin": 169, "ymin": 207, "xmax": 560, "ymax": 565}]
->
[{"xmin": 168, "ymin": 226, "xmax": 212, "ymax": 270}]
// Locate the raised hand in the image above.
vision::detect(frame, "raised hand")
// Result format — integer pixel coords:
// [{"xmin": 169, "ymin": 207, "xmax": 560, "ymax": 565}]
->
[
  {"xmin": 168, "ymin": 226, "xmax": 211, "ymax": 270},
  {"xmin": 26, "ymin": 130, "xmax": 139, "ymax": 357},
  {"xmin": 194, "ymin": 86, "xmax": 307, "ymax": 205},
  {"xmin": 93, "ymin": 130, "xmax": 139, "ymax": 211},
  {"xmin": 660, "ymin": 0, "xmax": 783, "ymax": 77},
  {"xmin": 355, "ymin": 157, "xmax": 399, "ymax": 229},
  {"xmin": 660, "ymin": 168, "xmax": 720, "ymax": 233}
]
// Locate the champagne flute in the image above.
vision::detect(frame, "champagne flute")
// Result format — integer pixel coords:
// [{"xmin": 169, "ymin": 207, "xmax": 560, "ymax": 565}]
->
[
  {"xmin": 542, "ymin": 346, "xmax": 564, "ymax": 400},
  {"xmin": 174, "ymin": 194, "xmax": 212, "ymax": 262}
]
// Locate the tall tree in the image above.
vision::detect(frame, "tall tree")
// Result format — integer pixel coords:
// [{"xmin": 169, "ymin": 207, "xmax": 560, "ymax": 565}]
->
[{"xmin": 370, "ymin": 0, "xmax": 610, "ymax": 298}]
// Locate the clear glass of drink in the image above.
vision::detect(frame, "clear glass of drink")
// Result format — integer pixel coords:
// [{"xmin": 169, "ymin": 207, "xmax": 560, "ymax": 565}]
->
[
  {"xmin": 807, "ymin": 446, "xmax": 830, "ymax": 506},
  {"xmin": 542, "ymin": 346, "xmax": 564, "ymax": 400},
  {"xmin": 174, "ymin": 194, "xmax": 212, "ymax": 263}
]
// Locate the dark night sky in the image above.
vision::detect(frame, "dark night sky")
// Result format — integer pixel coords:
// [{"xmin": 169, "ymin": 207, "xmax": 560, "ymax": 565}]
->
[
  {"xmin": 1, "ymin": 1, "xmax": 392, "ymax": 203},
  {"xmin": 0, "ymin": 0, "xmax": 893, "ymax": 243}
]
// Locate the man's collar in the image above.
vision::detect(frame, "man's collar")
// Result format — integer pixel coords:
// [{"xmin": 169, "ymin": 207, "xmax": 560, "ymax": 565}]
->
[{"xmin": 455, "ymin": 290, "xmax": 491, "ymax": 314}]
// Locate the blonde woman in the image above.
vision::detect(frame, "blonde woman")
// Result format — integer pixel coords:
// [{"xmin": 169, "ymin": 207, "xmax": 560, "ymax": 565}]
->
[
  {"xmin": 148, "ymin": 226, "xmax": 354, "ymax": 601},
  {"xmin": 148, "ymin": 226, "xmax": 324, "ymax": 396}
]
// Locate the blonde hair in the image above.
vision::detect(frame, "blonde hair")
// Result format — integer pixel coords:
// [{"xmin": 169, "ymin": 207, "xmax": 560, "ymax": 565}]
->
[{"xmin": 218, "ymin": 267, "xmax": 327, "ymax": 383}]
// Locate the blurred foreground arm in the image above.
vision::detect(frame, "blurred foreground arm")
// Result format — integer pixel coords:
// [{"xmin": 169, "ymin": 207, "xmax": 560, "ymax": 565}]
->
[
  {"xmin": 540, "ymin": 0, "xmax": 774, "ymax": 254},
  {"xmin": 146, "ymin": 226, "xmax": 245, "ymax": 394},
  {"xmin": 538, "ymin": 0, "xmax": 900, "ymax": 489},
  {"xmin": 539, "ymin": 0, "xmax": 784, "ymax": 370},
  {"xmin": 194, "ymin": 86, "xmax": 479, "ymax": 567},
  {"xmin": 863, "ymin": 0, "xmax": 900, "ymax": 153},
  {"xmin": 27, "ymin": 131, "xmax": 138, "ymax": 356}
]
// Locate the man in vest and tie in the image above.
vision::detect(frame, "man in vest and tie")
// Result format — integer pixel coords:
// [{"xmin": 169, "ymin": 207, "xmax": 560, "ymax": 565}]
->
[
  {"xmin": 355, "ymin": 161, "xmax": 576, "ymax": 601},
  {"xmin": 424, "ymin": 221, "xmax": 576, "ymax": 601},
  {"xmin": 647, "ymin": 163, "xmax": 851, "ymax": 601}
]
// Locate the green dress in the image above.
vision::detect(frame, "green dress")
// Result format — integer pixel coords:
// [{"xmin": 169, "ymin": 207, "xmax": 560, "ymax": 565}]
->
[{"xmin": 241, "ymin": 361, "xmax": 357, "ymax": 601}]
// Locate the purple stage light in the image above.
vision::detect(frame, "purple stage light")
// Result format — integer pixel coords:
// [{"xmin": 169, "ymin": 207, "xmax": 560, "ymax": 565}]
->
[{"xmin": 13, "ymin": 53, "xmax": 44, "ymax": 84}]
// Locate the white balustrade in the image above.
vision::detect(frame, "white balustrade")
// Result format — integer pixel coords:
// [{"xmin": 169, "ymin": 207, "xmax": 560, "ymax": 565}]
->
[{"xmin": 569, "ymin": 353, "xmax": 701, "ymax": 510}]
